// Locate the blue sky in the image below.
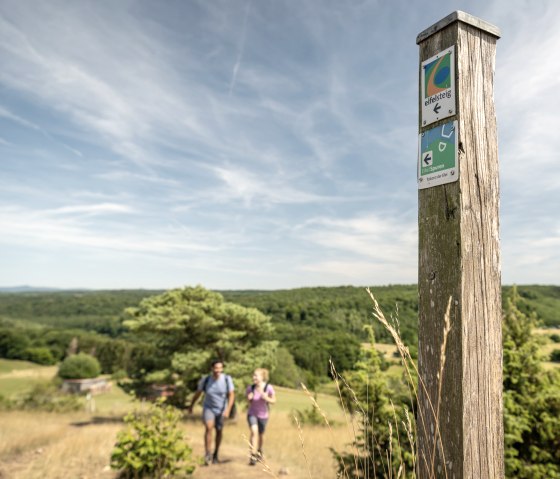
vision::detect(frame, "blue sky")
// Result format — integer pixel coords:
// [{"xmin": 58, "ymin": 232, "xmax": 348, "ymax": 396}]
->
[{"xmin": 1, "ymin": 0, "xmax": 559, "ymax": 290}]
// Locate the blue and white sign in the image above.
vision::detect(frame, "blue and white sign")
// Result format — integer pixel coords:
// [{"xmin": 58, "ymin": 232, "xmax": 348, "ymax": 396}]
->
[{"xmin": 418, "ymin": 120, "xmax": 459, "ymax": 189}]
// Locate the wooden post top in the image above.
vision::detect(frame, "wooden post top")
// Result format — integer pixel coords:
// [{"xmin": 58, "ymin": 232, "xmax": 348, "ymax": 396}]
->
[{"xmin": 416, "ymin": 10, "xmax": 501, "ymax": 44}]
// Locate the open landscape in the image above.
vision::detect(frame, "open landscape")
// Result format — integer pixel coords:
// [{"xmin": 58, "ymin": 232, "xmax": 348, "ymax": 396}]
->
[{"xmin": 1, "ymin": 285, "xmax": 559, "ymax": 478}]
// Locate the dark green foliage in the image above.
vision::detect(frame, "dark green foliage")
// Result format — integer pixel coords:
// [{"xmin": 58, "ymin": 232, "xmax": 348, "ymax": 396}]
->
[
  {"xmin": 549, "ymin": 349, "xmax": 560, "ymax": 363},
  {"xmin": 58, "ymin": 353, "xmax": 101, "ymax": 379},
  {"xmin": 502, "ymin": 285, "xmax": 560, "ymax": 328},
  {"xmin": 503, "ymin": 286, "xmax": 560, "ymax": 478},
  {"xmin": 0, "ymin": 290, "xmax": 161, "ymax": 334},
  {"xmin": 0, "ymin": 319, "xmax": 136, "ymax": 372},
  {"xmin": 223, "ymin": 285, "xmax": 420, "ymax": 346},
  {"xmin": 96, "ymin": 339, "xmax": 134, "ymax": 374},
  {"xmin": 272, "ymin": 347, "xmax": 305, "ymax": 388},
  {"xmin": 0, "ymin": 330, "xmax": 31, "ymax": 359},
  {"xmin": 111, "ymin": 400, "xmax": 195, "ymax": 478},
  {"xmin": 550, "ymin": 334, "xmax": 560, "ymax": 343},
  {"xmin": 292, "ymin": 401, "xmax": 326, "ymax": 427},
  {"xmin": 23, "ymin": 347, "xmax": 56, "ymax": 365}
]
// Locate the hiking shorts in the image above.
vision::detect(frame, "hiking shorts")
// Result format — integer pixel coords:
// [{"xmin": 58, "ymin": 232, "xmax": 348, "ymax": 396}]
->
[
  {"xmin": 247, "ymin": 414, "xmax": 268, "ymax": 434},
  {"xmin": 203, "ymin": 408, "xmax": 225, "ymax": 430}
]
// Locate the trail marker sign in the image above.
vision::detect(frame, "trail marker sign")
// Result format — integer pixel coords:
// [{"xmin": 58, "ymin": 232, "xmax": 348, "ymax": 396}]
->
[
  {"xmin": 418, "ymin": 120, "xmax": 458, "ymax": 189},
  {"xmin": 421, "ymin": 46, "xmax": 455, "ymax": 126}
]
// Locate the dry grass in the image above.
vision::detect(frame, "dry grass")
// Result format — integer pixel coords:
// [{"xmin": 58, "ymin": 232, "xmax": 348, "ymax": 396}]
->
[
  {"xmin": 0, "ymin": 365, "xmax": 58, "ymax": 380},
  {"xmin": 0, "ymin": 387, "xmax": 354, "ymax": 479},
  {"xmin": 198, "ymin": 397, "xmax": 354, "ymax": 478},
  {"xmin": 0, "ymin": 411, "xmax": 120, "ymax": 478}
]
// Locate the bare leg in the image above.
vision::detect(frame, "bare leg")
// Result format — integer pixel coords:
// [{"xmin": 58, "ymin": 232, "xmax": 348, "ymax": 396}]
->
[
  {"xmin": 249, "ymin": 424, "xmax": 258, "ymax": 454},
  {"xmin": 204, "ymin": 421, "xmax": 214, "ymax": 455},
  {"xmin": 258, "ymin": 432, "xmax": 264, "ymax": 455},
  {"xmin": 214, "ymin": 427, "xmax": 223, "ymax": 457}
]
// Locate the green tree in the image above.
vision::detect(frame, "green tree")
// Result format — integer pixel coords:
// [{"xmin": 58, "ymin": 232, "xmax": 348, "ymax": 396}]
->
[
  {"xmin": 272, "ymin": 347, "xmax": 304, "ymax": 388},
  {"xmin": 0, "ymin": 330, "xmax": 30, "ymax": 359},
  {"xmin": 123, "ymin": 286, "xmax": 277, "ymax": 407},
  {"xmin": 58, "ymin": 352, "xmax": 101, "ymax": 379},
  {"xmin": 503, "ymin": 286, "xmax": 560, "ymax": 478}
]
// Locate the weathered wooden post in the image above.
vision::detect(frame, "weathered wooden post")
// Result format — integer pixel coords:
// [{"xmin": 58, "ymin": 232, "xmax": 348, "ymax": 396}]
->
[{"xmin": 416, "ymin": 12, "xmax": 503, "ymax": 479}]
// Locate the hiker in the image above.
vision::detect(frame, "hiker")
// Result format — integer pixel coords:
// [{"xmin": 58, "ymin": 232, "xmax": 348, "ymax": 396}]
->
[
  {"xmin": 246, "ymin": 368, "xmax": 276, "ymax": 465},
  {"xmin": 188, "ymin": 359, "xmax": 235, "ymax": 465}
]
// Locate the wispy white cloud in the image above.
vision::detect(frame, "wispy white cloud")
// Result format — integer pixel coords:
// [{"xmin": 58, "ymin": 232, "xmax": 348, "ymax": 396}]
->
[
  {"xmin": 0, "ymin": 0, "xmax": 558, "ymax": 289},
  {"xmin": 297, "ymin": 213, "xmax": 418, "ymax": 283},
  {"xmin": 228, "ymin": 1, "xmax": 251, "ymax": 96},
  {"xmin": 47, "ymin": 203, "xmax": 134, "ymax": 216},
  {"xmin": 492, "ymin": 2, "xmax": 560, "ymax": 180},
  {"xmin": 0, "ymin": 205, "xmax": 218, "ymax": 255},
  {"xmin": 95, "ymin": 170, "xmax": 181, "ymax": 187}
]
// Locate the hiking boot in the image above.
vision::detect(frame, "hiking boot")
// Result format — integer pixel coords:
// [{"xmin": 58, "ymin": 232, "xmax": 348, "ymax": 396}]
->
[
  {"xmin": 204, "ymin": 453, "xmax": 212, "ymax": 466},
  {"xmin": 249, "ymin": 453, "xmax": 257, "ymax": 466},
  {"xmin": 212, "ymin": 453, "xmax": 220, "ymax": 464}
]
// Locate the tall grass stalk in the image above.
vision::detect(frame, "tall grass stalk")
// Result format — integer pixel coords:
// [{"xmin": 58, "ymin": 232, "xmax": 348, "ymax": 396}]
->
[
  {"xmin": 294, "ymin": 415, "xmax": 313, "ymax": 479},
  {"xmin": 366, "ymin": 288, "xmax": 452, "ymax": 478}
]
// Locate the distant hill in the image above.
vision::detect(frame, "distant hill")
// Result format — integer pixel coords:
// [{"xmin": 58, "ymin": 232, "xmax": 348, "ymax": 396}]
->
[
  {"xmin": 0, "ymin": 286, "xmax": 62, "ymax": 293},
  {"xmin": 0, "ymin": 284, "xmax": 557, "ymax": 332}
]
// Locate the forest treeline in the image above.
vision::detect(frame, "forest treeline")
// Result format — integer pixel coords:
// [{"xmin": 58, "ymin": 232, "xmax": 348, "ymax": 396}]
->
[{"xmin": 0, "ymin": 284, "xmax": 558, "ymax": 386}]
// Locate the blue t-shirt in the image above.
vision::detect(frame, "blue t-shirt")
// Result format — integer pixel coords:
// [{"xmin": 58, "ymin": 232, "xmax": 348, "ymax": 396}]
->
[{"xmin": 197, "ymin": 374, "xmax": 234, "ymax": 413}]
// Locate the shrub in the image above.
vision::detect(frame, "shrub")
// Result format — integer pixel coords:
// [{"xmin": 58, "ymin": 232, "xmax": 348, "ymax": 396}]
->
[
  {"xmin": 12, "ymin": 382, "xmax": 82, "ymax": 412},
  {"xmin": 0, "ymin": 393, "xmax": 14, "ymax": 411},
  {"xmin": 550, "ymin": 334, "xmax": 560, "ymax": 344},
  {"xmin": 24, "ymin": 347, "xmax": 56, "ymax": 365},
  {"xmin": 58, "ymin": 353, "xmax": 101, "ymax": 379},
  {"xmin": 292, "ymin": 404, "xmax": 327, "ymax": 427},
  {"xmin": 550, "ymin": 349, "xmax": 560, "ymax": 363},
  {"xmin": 111, "ymin": 369, "xmax": 128, "ymax": 381},
  {"xmin": 111, "ymin": 400, "xmax": 195, "ymax": 478}
]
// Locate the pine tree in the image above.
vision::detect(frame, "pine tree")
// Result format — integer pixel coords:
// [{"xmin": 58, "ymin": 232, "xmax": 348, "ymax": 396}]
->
[
  {"xmin": 334, "ymin": 326, "xmax": 415, "ymax": 478},
  {"xmin": 503, "ymin": 286, "xmax": 560, "ymax": 478}
]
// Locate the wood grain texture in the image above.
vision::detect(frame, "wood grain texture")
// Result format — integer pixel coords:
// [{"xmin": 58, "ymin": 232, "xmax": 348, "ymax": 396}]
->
[{"xmin": 417, "ymin": 19, "xmax": 503, "ymax": 479}]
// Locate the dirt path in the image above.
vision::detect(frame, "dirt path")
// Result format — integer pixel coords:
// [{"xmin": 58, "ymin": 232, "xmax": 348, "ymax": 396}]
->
[
  {"xmin": 187, "ymin": 425, "xmax": 288, "ymax": 479},
  {"xmin": 191, "ymin": 444, "xmax": 284, "ymax": 479}
]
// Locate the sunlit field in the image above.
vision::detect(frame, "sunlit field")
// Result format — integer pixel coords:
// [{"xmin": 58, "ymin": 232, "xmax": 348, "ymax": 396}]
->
[{"xmin": 0, "ymin": 361, "xmax": 354, "ymax": 479}]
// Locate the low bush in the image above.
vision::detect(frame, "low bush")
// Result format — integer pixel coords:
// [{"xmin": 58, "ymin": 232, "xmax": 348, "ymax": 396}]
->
[
  {"xmin": 2, "ymin": 382, "xmax": 82, "ymax": 412},
  {"xmin": 58, "ymin": 353, "xmax": 101, "ymax": 379},
  {"xmin": 111, "ymin": 400, "xmax": 196, "ymax": 478}
]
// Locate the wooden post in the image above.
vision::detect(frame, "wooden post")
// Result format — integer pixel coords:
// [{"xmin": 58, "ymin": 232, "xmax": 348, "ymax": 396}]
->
[{"xmin": 416, "ymin": 12, "xmax": 503, "ymax": 479}]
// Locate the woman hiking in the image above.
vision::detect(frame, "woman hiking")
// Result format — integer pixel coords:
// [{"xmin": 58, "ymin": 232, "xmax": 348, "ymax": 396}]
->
[{"xmin": 246, "ymin": 368, "xmax": 276, "ymax": 465}]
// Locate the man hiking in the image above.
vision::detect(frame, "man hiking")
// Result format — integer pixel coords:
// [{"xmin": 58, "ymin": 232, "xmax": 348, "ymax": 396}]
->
[{"xmin": 188, "ymin": 359, "xmax": 235, "ymax": 465}]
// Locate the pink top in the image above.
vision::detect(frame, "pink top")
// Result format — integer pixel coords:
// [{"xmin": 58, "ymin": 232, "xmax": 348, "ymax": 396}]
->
[{"xmin": 246, "ymin": 383, "xmax": 275, "ymax": 419}]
